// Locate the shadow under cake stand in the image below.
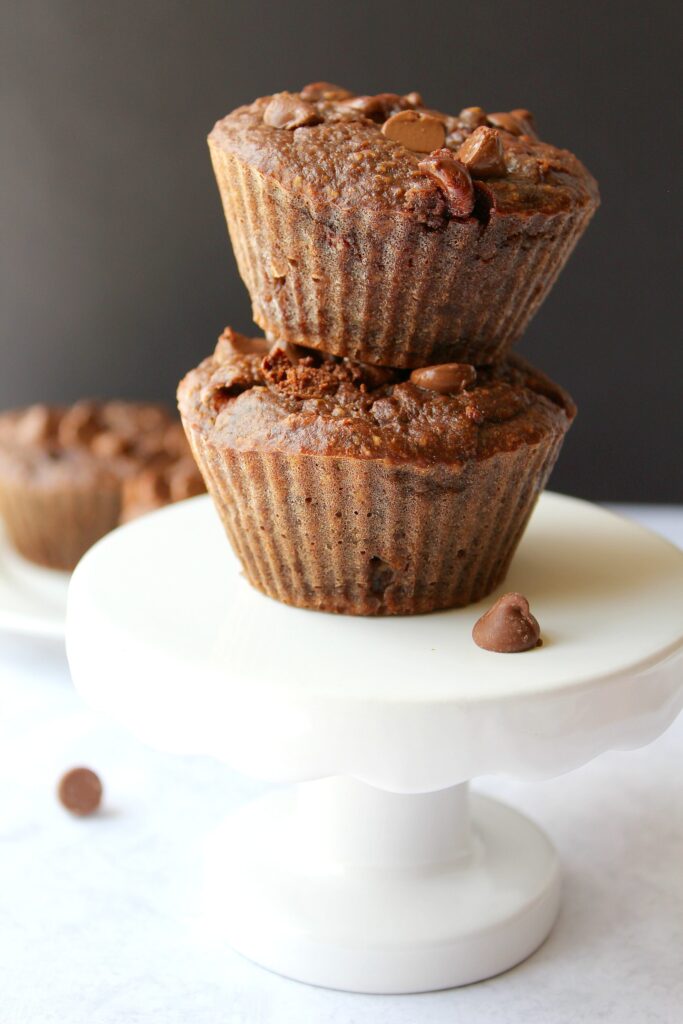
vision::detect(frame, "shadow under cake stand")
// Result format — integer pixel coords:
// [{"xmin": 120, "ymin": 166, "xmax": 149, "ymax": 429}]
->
[{"xmin": 65, "ymin": 492, "xmax": 683, "ymax": 994}]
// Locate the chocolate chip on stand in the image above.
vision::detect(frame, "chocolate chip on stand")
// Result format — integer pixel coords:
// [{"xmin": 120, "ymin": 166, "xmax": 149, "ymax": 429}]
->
[
  {"xmin": 381, "ymin": 110, "xmax": 446, "ymax": 153},
  {"xmin": 57, "ymin": 767, "xmax": 103, "ymax": 816},
  {"xmin": 472, "ymin": 593, "xmax": 542, "ymax": 653},
  {"xmin": 457, "ymin": 126, "xmax": 506, "ymax": 179},
  {"xmin": 417, "ymin": 149, "xmax": 475, "ymax": 218},
  {"xmin": 410, "ymin": 363, "xmax": 477, "ymax": 395},
  {"xmin": 263, "ymin": 93, "xmax": 320, "ymax": 130}
]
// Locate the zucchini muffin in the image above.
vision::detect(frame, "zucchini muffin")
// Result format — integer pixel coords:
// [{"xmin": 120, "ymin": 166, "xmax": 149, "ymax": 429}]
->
[
  {"xmin": 0, "ymin": 402, "xmax": 204, "ymax": 570},
  {"xmin": 178, "ymin": 328, "xmax": 575, "ymax": 615},
  {"xmin": 209, "ymin": 85, "xmax": 599, "ymax": 367}
]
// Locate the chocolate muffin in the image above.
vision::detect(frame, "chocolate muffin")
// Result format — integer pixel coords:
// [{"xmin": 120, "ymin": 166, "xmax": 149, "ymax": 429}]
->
[
  {"xmin": 178, "ymin": 328, "xmax": 575, "ymax": 615},
  {"xmin": 208, "ymin": 85, "xmax": 599, "ymax": 368},
  {"xmin": 0, "ymin": 402, "xmax": 204, "ymax": 570}
]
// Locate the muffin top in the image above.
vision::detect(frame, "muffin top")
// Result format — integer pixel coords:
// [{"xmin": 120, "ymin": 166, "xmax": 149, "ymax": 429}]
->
[
  {"xmin": 179, "ymin": 329, "xmax": 575, "ymax": 467},
  {"xmin": 209, "ymin": 84, "xmax": 598, "ymax": 227},
  {"xmin": 0, "ymin": 401, "xmax": 202, "ymax": 499}
]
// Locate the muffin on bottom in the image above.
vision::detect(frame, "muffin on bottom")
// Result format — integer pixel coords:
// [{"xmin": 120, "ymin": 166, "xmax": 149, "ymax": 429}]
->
[
  {"xmin": 0, "ymin": 402, "xmax": 204, "ymax": 571},
  {"xmin": 178, "ymin": 329, "xmax": 575, "ymax": 616}
]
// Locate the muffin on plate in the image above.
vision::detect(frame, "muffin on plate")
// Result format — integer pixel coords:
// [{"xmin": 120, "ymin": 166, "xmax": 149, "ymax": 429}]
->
[
  {"xmin": 0, "ymin": 402, "xmax": 204, "ymax": 571},
  {"xmin": 208, "ymin": 85, "xmax": 599, "ymax": 367},
  {"xmin": 178, "ymin": 328, "xmax": 575, "ymax": 615}
]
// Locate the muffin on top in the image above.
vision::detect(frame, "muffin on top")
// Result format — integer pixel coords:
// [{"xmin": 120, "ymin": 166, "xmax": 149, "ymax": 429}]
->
[{"xmin": 209, "ymin": 84, "xmax": 599, "ymax": 368}]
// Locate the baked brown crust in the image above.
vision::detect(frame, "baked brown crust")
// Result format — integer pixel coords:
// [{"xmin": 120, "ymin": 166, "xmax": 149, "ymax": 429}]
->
[
  {"xmin": 208, "ymin": 88, "xmax": 599, "ymax": 366},
  {"xmin": 178, "ymin": 329, "xmax": 574, "ymax": 615},
  {"xmin": 0, "ymin": 402, "xmax": 204, "ymax": 569}
]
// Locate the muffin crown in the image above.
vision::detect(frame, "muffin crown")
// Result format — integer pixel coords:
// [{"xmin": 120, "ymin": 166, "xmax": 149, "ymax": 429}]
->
[{"xmin": 210, "ymin": 87, "xmax": 598, "ymax": 227}]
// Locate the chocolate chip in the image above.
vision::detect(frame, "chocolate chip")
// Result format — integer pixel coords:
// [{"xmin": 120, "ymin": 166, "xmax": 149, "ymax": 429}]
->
[
  {"xmin": 58, "ymin": 767, "xmax": 103, "ymax": 816},
  {"xmin": 510, "ymin": 108, "xmax": 538, "ymax": 138},
  {"xmin": 417, "ymin": 149, "xmax": 474, "ymax": 218},
  {"xmin": 342, "ymin": 93, "xmax": 407, "ymax": 121},
  {"xmin": 15, "ymin": 405, "xmax": 58, "ymax": 445},
  {"xmin": 472, "ymin": 593, "xmax": 542, "ymax": 653},
  {"xmin": 57, "ymin": 402, "xmax": 101, "ymax": 447},
  {"xmin": 90, "ymin": 431, "xmax": 128, "ymax": 458},
  {"xmin": 263, "ymin": 93, "xmax": 320, "ymax": 130},
  {"xmin": 381, "ymin": 110, "xmax": 446, "ymax": 153},
  {"xmin": 410, "ymin": 363, "xmax": 477, "ymax": 394},
  {"xmin": 486, "ymin": 112, "xmax": 521, "ymax": 134},
  {"xmin": 300, "ymin": 81, "xmax": 353, "ymax": 101},
  {"xmin": 457, "ymin": 126, "xmax": 506, "ymax": 179},
  {"xmin": 487, "ymin": 111, "xmax": 537, "ymax": 138},
  {"xmin": 458, "ymin": 106, "xmax": 489, "ymax": 129}
]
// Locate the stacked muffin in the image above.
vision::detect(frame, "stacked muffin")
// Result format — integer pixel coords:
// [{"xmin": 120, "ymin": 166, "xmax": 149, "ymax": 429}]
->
[{"xmin": 179, "ymin": 85, "xmax": 598, "ymax": 615}]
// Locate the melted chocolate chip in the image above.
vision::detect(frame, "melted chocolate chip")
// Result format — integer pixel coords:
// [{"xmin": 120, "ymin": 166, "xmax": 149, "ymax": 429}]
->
[
  {"xmin": 417, "ymin": 150, "xmax": 474, "ymax": 218},
  {"xmin": 300, "ymin": 81, "xmax": 353, "ymax": 101},
  {"xmin": 487, "ymin": 111, "xmax": 537, "ymax": 139},
  {"xmin": 381, "ymin": 110, "xmax": 446, "ymax": 153},
  {"xmin": 15, "ymin": 405, "xmax": 59, "ymax": 446},
  {"xmin": 342, "ymin": 93, "xmax": 408, "ymax": 121},
  {"xmin": 410, "ymin": 363, "xmax": 477, "ymax": 395},
  {"xmin": 58, "ymin": 767, "xmax": 103, "ymax": 816},
  {"xmin": 472, "ymin": 593, "xmax": 542, "ymax": 652},
  {"xmin": 457, "ymin": 126, "xmax": 506, "ymax": 179},
  {"xmin": 263, "ymin": 93, "xmax": 320, "ymax": 130},
  {"xmin": 458, "ymin": 106, "xmax": 489, "ymax": 129}
]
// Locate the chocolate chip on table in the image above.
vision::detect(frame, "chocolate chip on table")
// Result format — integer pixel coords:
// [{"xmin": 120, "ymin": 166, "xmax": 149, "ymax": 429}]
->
[
  {"xmin": 381, "ymin": 110, "xmax": 446, "ymax": 153},
  {"xmin": 417, "ymin": 149, "xmax": 475, "ymax": 218},
  {"xmin": 457, "ymin": 126, "xmax": 506, "ymax": 179},
  {"xmin": 472, "ymin": 593, "xmax": 542, "ymax": 653},
  {"xmin": 410, "ymin": 363, "xmax": 477, "ymax": 394},
  {"xmin": 300, "ymin": 81, "xmax": 353, "ymax": 101},
  {"xmin": 57, "ymin": 767, "xmax": 103, "ymax": 816},
  {"xmin": 263, "ymin": 93, "xmax": 320, "ymax": 129}
]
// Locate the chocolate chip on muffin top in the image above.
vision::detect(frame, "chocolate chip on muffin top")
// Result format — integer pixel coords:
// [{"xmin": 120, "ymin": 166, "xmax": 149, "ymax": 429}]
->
[
  {"xmin": 180, "ymin": 328, "xmax": 575, "ymax": 466},
  {"xmin": 210, "ymin": 86, "xmax": 598, "ymax": 228}
]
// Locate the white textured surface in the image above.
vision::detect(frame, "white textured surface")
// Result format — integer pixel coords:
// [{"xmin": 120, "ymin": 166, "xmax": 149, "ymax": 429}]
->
[
  {"xmin": 0, "ymin": 504, "xmax": 682, "ymax": 1021},
  {"xmin": 65, "ymin": 494, "xmax": 683, "ymax": 791}
]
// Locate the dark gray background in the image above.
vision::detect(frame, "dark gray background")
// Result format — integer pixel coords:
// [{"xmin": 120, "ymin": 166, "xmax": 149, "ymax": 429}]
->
[{"xmin": 3, "ymin": 1, "xmax": 682, "ymax": 500}]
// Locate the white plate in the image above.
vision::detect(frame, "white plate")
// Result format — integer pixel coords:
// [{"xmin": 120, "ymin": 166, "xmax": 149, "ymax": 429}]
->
[{"xmin": 0, "ymin": 527, "xmax": 69, "ymax": 638}]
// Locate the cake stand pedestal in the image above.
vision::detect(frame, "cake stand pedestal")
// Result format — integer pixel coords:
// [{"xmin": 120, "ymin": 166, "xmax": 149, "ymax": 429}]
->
[{"xmin": 65, "ymin": 493, "xmax": 683, "ymax": 994}]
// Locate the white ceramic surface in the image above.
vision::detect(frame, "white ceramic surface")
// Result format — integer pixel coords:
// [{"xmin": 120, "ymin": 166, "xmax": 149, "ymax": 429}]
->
[
  {"xmin": 65, "ymin": 492, "xmax": 683, "ymax": 993},
  {"xmin": 0, "ymin": 527, "xmax": 68, "ymax": 638},
  {"xmin": 205, "ymin": 781, "xmax": 561, "ymax": 994},
  {"xmin": 66, "ymin": 492, "xmax": 683, "ymax": 791}
]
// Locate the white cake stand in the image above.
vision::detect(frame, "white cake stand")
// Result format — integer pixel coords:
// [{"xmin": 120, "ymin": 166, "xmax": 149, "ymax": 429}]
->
[{"xmin": 65, "ymin": 493, "xmax": 683, "ymax": 994}]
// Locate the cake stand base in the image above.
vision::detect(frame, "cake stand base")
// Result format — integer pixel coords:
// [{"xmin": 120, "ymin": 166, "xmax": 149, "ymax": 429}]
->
[
  {"xmin": 204, "ymin": 779, "xmax": 560, "ymax": 993},
  {"xmin": 66, "ymin": 494, "xmax": 683, "ymax": 995}
]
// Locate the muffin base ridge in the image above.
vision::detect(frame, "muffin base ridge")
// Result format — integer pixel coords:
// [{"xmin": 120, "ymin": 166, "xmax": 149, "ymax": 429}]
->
[{"xmin": 181, "ymin": 430, "xmax": 565, "ymax": 616}]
